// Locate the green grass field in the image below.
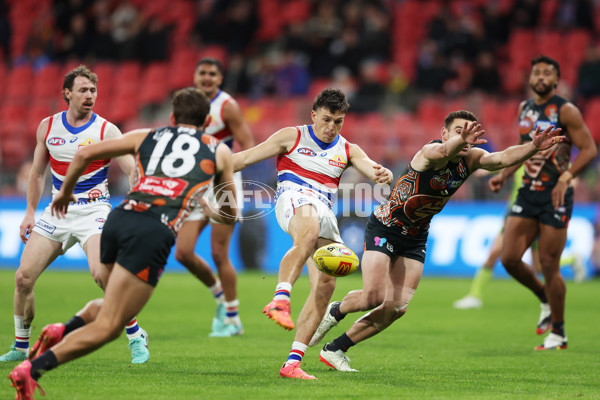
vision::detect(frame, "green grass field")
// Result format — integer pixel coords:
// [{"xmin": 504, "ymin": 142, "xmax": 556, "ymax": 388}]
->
[{"xmin": 0, "ymin": 269, "xmax": 599, "ymax": 400}]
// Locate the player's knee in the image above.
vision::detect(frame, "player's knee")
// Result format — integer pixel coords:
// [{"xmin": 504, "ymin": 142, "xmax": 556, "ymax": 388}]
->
[
  {"xmin": 174, "ymin": 247, "xmax": 193, "ymax": 266},
  {"xmin": 211, "ymin": 248, "xmax": 229, "ymax": 266},
  {"xmin": 14, "ymin": 269, "xmax": 35, "ymax": 293},
  {"xmin": 317, "ymin": 275, "xmax": 336, "ymax": 297},
  {"xmin": 361, "ymin": 289, "xmax": 384, "ymax": 311},
  {"xmin": 500, "ymin": 254, "xmax": 519, "ymax": 271}
]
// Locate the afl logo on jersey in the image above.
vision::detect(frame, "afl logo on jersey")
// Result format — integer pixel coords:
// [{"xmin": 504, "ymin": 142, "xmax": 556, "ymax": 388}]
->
[
  {"xmin": 519, "ymin": 117, "xmax": 533, "ymax": 135},
  {"xmin": 47, "ymin": 137, "xmax": 66, "ymax": 146},
  {"xmin": 297, "ymin": 147, "xmax": 317, "ymax": 157}
]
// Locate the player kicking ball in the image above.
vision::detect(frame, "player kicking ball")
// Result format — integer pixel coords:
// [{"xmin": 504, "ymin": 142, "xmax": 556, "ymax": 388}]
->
[{"xmin": 309, "ymin": 111, "xmax": 564, "ymax": 372}]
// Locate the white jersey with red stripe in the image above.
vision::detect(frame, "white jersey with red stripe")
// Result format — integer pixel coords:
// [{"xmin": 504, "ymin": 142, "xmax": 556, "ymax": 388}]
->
[
  {"xmin": 205, "ymin": 90, "xmax": 234, "ymax": 148},
  {"xmin": 45, "ymin": 111, "xmax": 111, "ymax": 203},
  {"xmin": 276, "ymin": 124, "xmax": 350, "ymax": 209}
]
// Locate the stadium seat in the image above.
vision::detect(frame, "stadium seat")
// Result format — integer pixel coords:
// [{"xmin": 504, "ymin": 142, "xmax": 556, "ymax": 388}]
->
[
  {"xmin": 5, "ymin": 65, "xmax": 33, "ymax": 102},
  {"xmin": 32, "ymin": 63, "xmax": 61, "ymax": 101},
  {"xmin": 140, "ymin": 63, "xmax": 169, "ymax": 105}
]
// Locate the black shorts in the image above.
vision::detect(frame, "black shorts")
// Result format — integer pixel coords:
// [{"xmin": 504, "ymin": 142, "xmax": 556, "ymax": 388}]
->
[
  {"xmin": 100, "ymin": 207, "xmax": 175, "ymax": 287},
  {"xmin": 509, "ymin": 187, "xmax": 573, "ymax": 229},
  {"xmin": 363, "ymin": 214, "xmax": 427, "ymax": 263}
]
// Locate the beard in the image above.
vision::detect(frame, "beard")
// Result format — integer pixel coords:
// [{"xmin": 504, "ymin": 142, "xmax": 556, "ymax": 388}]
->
[{"xmin": 531, "ymin": 82, "xmax": 553, "ymax": 96}]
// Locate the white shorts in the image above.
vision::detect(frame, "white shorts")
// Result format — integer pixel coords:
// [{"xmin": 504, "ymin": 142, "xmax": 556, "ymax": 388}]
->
[
  {"xmin": 274, "ymin": 187, "xmax": 342, "ymax": 243},
  {"xmin": 33, "ymin": 201, "xmax": 111, "ymax": 253},
  {"xmin": 187, "ymin": 171, "xmax": 244, "ymax": 223}
]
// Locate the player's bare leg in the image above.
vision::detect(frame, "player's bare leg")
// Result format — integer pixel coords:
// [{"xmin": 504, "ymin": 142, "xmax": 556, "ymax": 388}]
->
[
  {"xmin": 534, "ymin": 223, "xmax": 568, "ymax": 350},
  {"xmin": 10, "ymin": 264, "xmax": 154, "ymax": 399},
  {"xmin": 500, "ymin": 216, "xmax": 553, "ymax": 336},
  {"xmin": 264, "ymin": 205, "xmax": 319, "ymax": 331},
  {"xmin": 210, "ymin": 223, "xmax": 244, "ymax": 336},
  {"xmin": 280, "ymin": 254, "xmax": 335, "ymax": 380},
  {"xmin": 1, "ymin": 233, "xmax": 61, "ymax": 362},
  {"xmin": 83, "ymin": 236, "xmax": 149, "ymax": 363},
  {"xmin": 320, "ymin": 256, "xmax": 422, "ymax": 371},
  {"xmin": 309, "ymin": 250, "xmax": 388, "ymax": 347}
]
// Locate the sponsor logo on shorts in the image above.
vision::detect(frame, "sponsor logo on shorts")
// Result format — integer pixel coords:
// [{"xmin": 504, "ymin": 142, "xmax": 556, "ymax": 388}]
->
[
  {"xmin": 386, "ymin": 242, "xmax": 394, "ymax": 252},
  {"xmin": 95, "ymin": 217, "xmax": 105, "ymax": 230},
  {"xmin": 511, "ymin": 204, "xmax": 523, "ymax": 213},
  {"xmin": 47, "ymin": 137, "xmax": 66, "ymax": 146},
  {"xmin": 89, "ymin": 189, "xmax": 103, "ymax": 199},
  {"xmin": 35, "ymin": 219, "xmax": 56, "ymax": 234},
  {"xmin": 297, "ymin": 147, "xmax": 317, "ymax": 157},
  {"xmin": 374, "ymin": 236, "xmax": 387, "ymax": 247}
]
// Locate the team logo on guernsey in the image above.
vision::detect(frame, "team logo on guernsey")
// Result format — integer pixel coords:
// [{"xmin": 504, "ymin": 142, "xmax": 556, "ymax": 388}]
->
[
  {"xmin": 78, "ymin": 138, "xmax": 95, "ymax": 149},
  {"xmin": 545, "ymin": 104, "xmax": 558, "ymax": 120},
  {"xmin": 519, "ymin": 117, "xmax": 533, "ymax": 135},
  {"xmin": 297, "ymin": 147, "xmax": 317, "ymax": 157},
  {"xmin": 329, "ymin": 155, "xmax": 347, "ymax": 168},
  {"xmin": 430, "ymin": 171, "xmax": 449, "ymax": 191},
  {"xmin": 47, "ymin": 137, "xmax": 66, "ymax": 146}
]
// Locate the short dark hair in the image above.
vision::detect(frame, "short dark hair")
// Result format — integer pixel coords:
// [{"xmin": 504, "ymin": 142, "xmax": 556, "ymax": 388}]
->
[
  {"xmin": 531, "ymin": 55, "xmax": 561, "ymax": 78},
  {"xmin": 172, "ymin": 87, "xmax": 210, "ymax": 127},
  {"xmin": 312, "ymin": 89, "xmax": 350, "ymax": 114},
  {"xmin": 63, "ymin": 65, "xmax": 97, "ymax": 104},
  {"xmin": 196, "ymin": 57, "xmax": 224, "ymax": 75},
  {"xmin": 444, "ymin": 110, "xmax": 477, "ymax": 129}
]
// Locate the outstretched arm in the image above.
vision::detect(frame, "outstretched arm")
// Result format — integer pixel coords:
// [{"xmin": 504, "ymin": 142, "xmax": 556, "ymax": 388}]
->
[
  {"xmin": 232, "ymin": 127, "xmax": 298, "ymax": 171},
  {"xmin": 348, "ymin": 143, "xmax": 393, "ymax": 184},
  {"xmin": 473, "ymin": 124, "xmax": 564, "ymax": 172},
  {"xmin": 51, "ymin": 130, "xmax": 150, "ymax": 218},
  {"xmin": 412, "ymin": 121, "xmax": 486, "ymax": 170}
]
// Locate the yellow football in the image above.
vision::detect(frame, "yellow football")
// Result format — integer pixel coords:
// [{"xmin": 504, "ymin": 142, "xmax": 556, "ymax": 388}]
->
[{"xmin": 312, "ymin": 243, "xmax": 359, "ymax": 277}]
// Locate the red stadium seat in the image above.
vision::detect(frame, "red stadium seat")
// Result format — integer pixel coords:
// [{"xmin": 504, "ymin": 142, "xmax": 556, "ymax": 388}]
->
[
  {"xmin": 140, "ymin": 63, "xmax": 169, "ymax": 105},
  {"xmin": 5, "ymin": 65, "xmax": 34, "ymax": 102},
  {"xmin": 32, "ymin": 63, "xmax": 61, "ymax": 101}
]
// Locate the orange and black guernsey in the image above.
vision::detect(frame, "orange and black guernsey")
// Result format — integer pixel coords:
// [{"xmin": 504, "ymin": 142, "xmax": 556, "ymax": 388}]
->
[
  {"xmin": 121, "ymin": 126, "xmax": 218, "ymax": 235},
  {"xmin": 518, "ymin": 95, "xmax": 571, "ymax": 192},
  {"xmin": 374, "ymin": 152, "xmax": 470, "ymax": 238}
]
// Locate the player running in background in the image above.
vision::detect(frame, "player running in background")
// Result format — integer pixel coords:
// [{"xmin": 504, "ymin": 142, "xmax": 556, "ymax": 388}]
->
[
  {"xmin": 489, "ymin": 56, "xmax": 596, "ymax": 350},
  {"xmin": 8, "ymin": 87, "xmax": 237, "ymax": 400},
  {"xmin": 310, "ymin": 111, "xmax": 563, "ymax": 371},
  {"xmin": 0, "ymin": 65, "xmax": 150, "ymax": 365},
  {"xmin": 175, "ymin": 57, "xmax": 254, "ymax": 337},
  {"xmin": 453, "ymin": 166, "xmax": 586, "ymax": 310},
  {"xmin": 233, "ymin": 89, "xmax": 393, "ymax": 379}
]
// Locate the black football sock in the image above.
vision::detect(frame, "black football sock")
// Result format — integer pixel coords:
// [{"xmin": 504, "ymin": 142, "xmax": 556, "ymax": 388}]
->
[
  {"xmin": 551, "ymin": 321, "xmax": 565, "ymax": 337},
  {"xmin": 64, "ymin": 315, "xmax": 86, "ymax": 336},
  {"xmin": 30, "ymin": 350, "xmax": 59, "ymax": 380},
  {"xmin": 324, "ymin": 333, "xmax": 355, "ymax": 353},
  {"xmin": 330, "ymin": 302, "xmax": 347, "ymax": 322},
  {"xmin": 535, "ymin": 289, "xmax": 548, "ymax": 304}
]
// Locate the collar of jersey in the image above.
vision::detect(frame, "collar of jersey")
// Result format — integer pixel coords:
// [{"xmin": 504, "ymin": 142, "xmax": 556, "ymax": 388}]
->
[
  {"xmin": 308, "ymin": 125, "xmax": 339, "ymax": 150},
  {"xmin": 210, "ymin": 90, "xmax": 222, "ymax": 104},
  {"xmin": 62, "ymin": 112, "xmax": 97, "ymax": 134}
]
